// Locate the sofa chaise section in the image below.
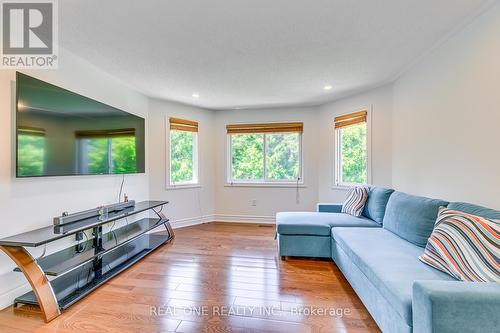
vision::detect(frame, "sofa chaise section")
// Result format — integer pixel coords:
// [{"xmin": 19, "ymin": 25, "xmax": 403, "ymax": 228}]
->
[
  {"xmin": 276, "ymin": 211, "xmax": 380, "ymax": 258},
  {"xmin": 276, "ymin": 187, "xmax": 394, "ymax": 259}
]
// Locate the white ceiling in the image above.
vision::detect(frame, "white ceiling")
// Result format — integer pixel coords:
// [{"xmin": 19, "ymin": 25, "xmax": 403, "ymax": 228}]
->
[{"xmin": 60, "ymin": 0, "xmax": 495, "ymax": 110}]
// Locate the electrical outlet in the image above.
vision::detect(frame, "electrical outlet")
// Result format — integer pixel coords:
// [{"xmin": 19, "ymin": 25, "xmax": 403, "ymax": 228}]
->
[{"xmin": 251, "ymin": 199, "xmax": 257, "ymax": 206}]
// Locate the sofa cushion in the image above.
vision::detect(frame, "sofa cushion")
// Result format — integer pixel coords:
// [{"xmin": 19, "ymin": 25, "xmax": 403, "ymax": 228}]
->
[
  {"xmin": 383, "ymin": 191, "xmax": 448, "ymax": 247},
  {"xmin": 276, "ymin": 212, "xmax": 379, "ymax": 236},
  {"xmin": 362, "ymin": 187, "xmax": 395, "ymax": 224},
  {"xmin": 447, "ymin": 202, "xmax": 500, "ymax": 220},
  {"xmin": 419, "ymin": 207, "xmax": 500, "ymax": 282},
  {"xmin": 331, "ymin": 227, "xmax": 454, "ymax": 326}
]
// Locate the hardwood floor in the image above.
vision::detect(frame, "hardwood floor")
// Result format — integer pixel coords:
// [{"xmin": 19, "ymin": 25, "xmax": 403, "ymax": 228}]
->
[{"xmin": 0, "ymin": 222, "xmax": 381, "ymax": 333}]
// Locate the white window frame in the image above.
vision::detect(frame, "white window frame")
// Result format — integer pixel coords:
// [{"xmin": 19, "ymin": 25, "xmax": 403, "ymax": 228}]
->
[
  {"xmin": 226, "ymin": 130, "xmax": 304, "ymax": 187},
  {"xmin": 167, "ymin": 123, "xmax": 199, "ymax": 189},
  {"xmin": 333, "ymin": 108, "xmax": 372, "ymax": 188}
]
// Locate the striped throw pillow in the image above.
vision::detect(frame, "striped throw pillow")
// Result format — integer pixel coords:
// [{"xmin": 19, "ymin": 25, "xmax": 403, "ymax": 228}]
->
[
  {"xmin": 419, "ymin": 207, "xmax": 500, "ymax": 282},
  {"xmin": 341, "ymin": 187, "xmax": 369, "ymax": 217}
]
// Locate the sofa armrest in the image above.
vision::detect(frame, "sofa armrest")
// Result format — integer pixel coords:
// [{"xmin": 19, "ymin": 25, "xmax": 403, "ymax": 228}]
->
[
  {"xmin": 413, "ymin": 280, "xmax": 500, "ymax": 333},
  {"xmin": 316, "ymin": 203, "xmax": 342, "ymax": 213}
]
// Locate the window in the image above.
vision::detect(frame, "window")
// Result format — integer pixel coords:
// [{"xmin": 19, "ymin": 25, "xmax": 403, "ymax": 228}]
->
[
  {"xmin": 77, "ymin": 129, "xmax": 137, "ymax": 174},
  {"xmin": 17, "ymin": 127, "xmax": 46, "ymax": 177},
  {"xmin": 334, "ymin": 111, "xmax": 368, "ymax": 186},
  {"xmin": 227, "ymin": 122, "xmax": 303, "ymax": 184},
  {"xmin": 169, "ymin": 117, "xmax": 198, "ymax": 186}
]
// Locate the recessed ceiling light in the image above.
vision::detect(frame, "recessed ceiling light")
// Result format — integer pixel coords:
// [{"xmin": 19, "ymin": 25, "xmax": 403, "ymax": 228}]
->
[
  {"xmin": 192, "ymin": 93, "xmax": 200, "ymax": 98},
  {"xmin": 323, "ymin": 85, "xmax": 333, "ymax": 91}
]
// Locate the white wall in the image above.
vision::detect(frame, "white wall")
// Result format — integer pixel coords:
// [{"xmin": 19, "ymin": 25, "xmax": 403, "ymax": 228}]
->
[
  {"xmin": 0, "ymin": 48, "xmax": 150, "ymax": 308},
  {"xmin": 392, "ymin": 2, "xmax": 500, "ymax": 208},
  {"xmin": 318, "ymin": 85, "xmax": 394, "ymax": 202},
  {"xmin": 214, "ymin": 107, "xmax": 321, "ymax": 221},
  {"xmin": 148, "ymin": 98, "xmax": 216, "ymax": 226}
]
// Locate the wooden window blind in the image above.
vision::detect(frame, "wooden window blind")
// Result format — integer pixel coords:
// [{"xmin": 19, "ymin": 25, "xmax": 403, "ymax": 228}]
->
[
  {"xmin": 334, "ymin": 111, "xmax": 367, "ymax": 129},
  {"xmin": 18, "ymin": 127, "xmax": 46, "ymax": 136},
  {"xmin": 75, "ymin": 128, "xmax": 135, "ymax": 138},
  {"xmin": 226, "ymin": 122, "xmax": 303, "ymax": 134},
  {"xmin": 169, "ymin": 117, "xmax": 198, "ymax": 132}
]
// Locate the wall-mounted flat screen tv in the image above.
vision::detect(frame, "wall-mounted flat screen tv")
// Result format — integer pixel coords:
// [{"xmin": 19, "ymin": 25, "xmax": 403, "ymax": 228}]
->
[{"xmin": 16, "ymin": 72, "xmax": 146, "ymax": 177}]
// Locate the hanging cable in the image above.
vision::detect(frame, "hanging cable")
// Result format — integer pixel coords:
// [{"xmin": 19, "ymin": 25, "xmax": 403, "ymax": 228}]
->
[
  {"xmin": 197, "ymin": 188, "xmax": 203, "ymax": 223},
  {"xmin": 117, "ymin": 173, "xmax": 125, "ymax": 203},
  {"xmin": 296, "ymin": 177, "xmax": 301, "ymax": 205},
  {"xmin": 76, "ymin": 231, "xmax": 89, "ymax": 254},
  {"xmin": 35, "ymin": 244, "xmax": 47, "ymax": 261}
]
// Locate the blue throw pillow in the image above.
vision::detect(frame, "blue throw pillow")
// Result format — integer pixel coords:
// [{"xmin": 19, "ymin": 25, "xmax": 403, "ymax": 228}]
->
[
  {"xmin": 383, "ymin": 191, "xmax": 448, "ymax": 247},
  {"xmin": 362, "ymin": 187, "xmax": 395, "ymax": 224}
]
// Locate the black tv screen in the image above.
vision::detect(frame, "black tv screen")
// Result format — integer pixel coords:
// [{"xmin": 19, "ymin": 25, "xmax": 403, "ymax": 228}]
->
[{"xmin": 16, "ymin": 72, "xmax": 145, "ymax": 177}]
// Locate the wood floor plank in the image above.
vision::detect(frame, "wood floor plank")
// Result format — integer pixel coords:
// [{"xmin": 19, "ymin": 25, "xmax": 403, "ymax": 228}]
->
[{"xmin": 0, "ymin": 222, "xmax": 380, "ymax": 333}]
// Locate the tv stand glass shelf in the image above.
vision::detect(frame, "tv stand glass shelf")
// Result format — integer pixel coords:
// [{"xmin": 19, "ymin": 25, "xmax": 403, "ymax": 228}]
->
[{"xmin": 0, "ymin": 200, "xmax": 173, "ymax": 322}]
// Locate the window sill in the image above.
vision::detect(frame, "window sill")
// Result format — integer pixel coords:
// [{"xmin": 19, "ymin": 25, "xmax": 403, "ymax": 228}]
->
[
  {"xmin": 331, "ymin": 183, "xmax": 368, "ymax": 190},
  {"xmin": 166, "ymin": 184, "xmax": 201, "ymax": 190},
  {"xmin": 225, "ymin": 183, "xmax": 307, "ymax": 188},
  {"xmin": 331, "ymin": 185, "xmax": 351, "ymax": 190}
]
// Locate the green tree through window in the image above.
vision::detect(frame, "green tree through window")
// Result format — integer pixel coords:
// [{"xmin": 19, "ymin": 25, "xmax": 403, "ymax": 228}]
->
[
  {"xmin": 17, "ymin": 132, "xmax": 45, "ymax": 176},
  {"xmin": 84, "ymin": 136, "xmax": 137, "ymax": 174},
  {"xmin": 265, "ymin": 133, "xmax": 300, "ymax": 180},
  {"xmin": 86, "ymin": 138, "xmax": 109, "ymax": 174},
  {"xmin": 230, "ymin": 133, "xmax": 301, "ymax": 182},
  {"xmin": 170, "ymin": 130, "xmax": 196, "ymax": 184},
  {"xmin": 112, "ymin": 136, "xmax": 137, "ymax": 173},
  {"xmin": 337, "ymin": 123, "xmax": 367, "ymax": 184},
  {"xmin": 231, "ymin": 134, "xmax": 264, "ymax": 180}
]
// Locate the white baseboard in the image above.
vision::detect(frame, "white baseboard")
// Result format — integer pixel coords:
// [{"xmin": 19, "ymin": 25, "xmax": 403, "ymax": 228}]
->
[
  {"xmin": 213, "ymin": 214, "xmax": 275, "ymax": 224},
  {"xmin": 170, "ymin": 215, "xmax": 213, "ymax": 229},
  {"xmin": 0, "ymin": 282, "xmax": 31, "ymax": 311},
  {"xmin": 169, "ymin": 214, "xmax": 276, "ymax": 226}
]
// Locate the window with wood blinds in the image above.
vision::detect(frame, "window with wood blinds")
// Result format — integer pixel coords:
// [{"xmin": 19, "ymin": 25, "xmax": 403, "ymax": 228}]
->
[
  {"xmin": 226, "ymin": 122, "xmax": 303, "ymax": 184},
  {"xmin": 334, "ymin": 111, "xmax": 369, "ymax": 186},
  {"xmin": 168, "ymin": 117, "xmax": 198, "ymax": 186}
]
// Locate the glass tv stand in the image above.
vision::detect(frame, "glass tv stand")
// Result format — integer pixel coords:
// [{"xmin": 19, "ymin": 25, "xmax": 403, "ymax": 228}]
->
[{"xmin": 0, "ymin": 200, "xmax": 173, "ymax": 322}]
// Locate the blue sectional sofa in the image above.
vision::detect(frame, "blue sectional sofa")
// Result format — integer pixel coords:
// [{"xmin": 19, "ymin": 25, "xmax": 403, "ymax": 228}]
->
[{"xmin": 275, "ymin": 187, "xmax": 500, "ymax": 333}]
